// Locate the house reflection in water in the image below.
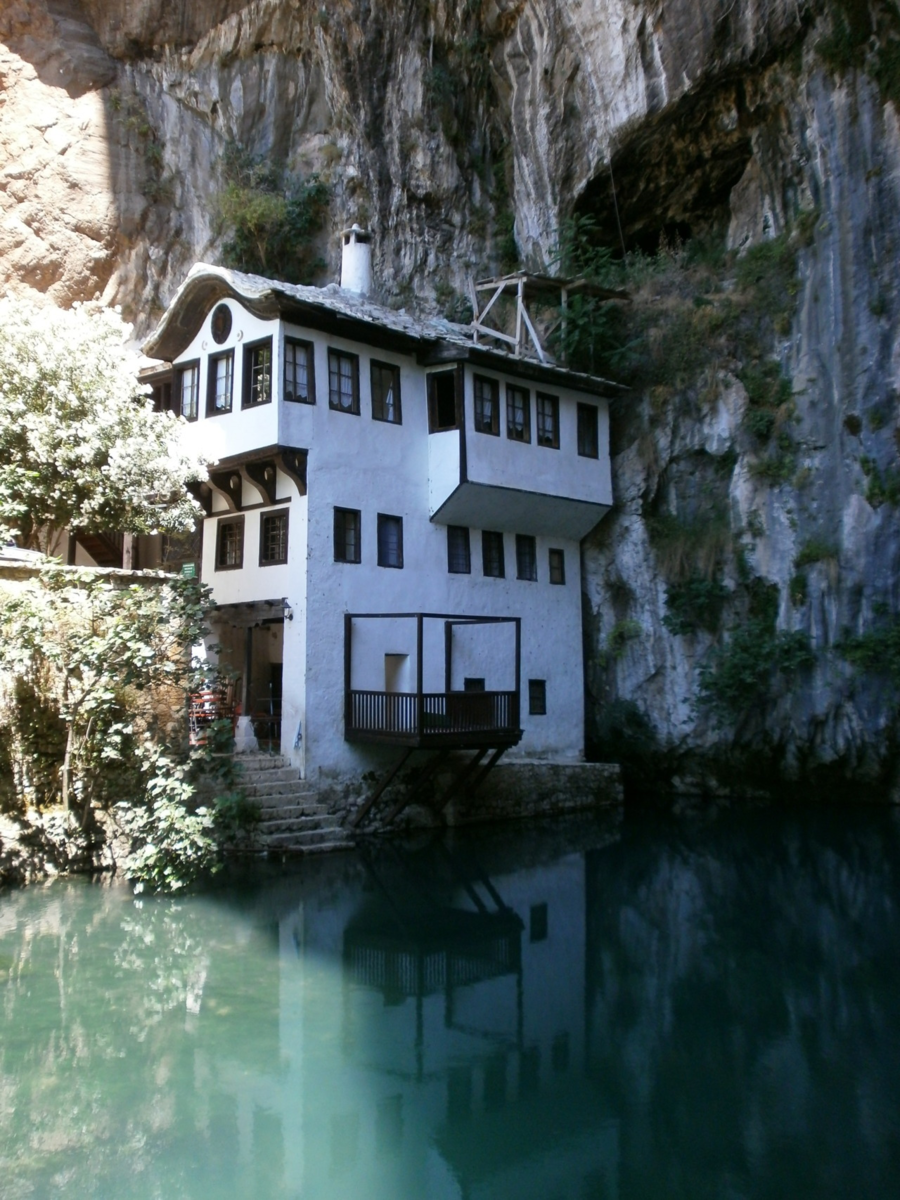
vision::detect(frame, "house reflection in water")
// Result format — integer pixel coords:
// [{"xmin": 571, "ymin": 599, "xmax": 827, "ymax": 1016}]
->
[{"xmin": 206, "ymin": 819, "xmax": 621, "ymax": 1199}]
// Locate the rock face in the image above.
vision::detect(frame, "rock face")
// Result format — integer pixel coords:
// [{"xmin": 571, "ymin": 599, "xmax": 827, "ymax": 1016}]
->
[{"xmin": 3, "ymin": 0, "xmax": 900, "ymax": 790}]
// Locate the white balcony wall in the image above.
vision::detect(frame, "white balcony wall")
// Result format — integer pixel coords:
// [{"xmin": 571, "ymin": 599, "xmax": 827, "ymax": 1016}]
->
[{"xmin": 427, "ymin": 429, "xmax": 461, "ymax": 517}]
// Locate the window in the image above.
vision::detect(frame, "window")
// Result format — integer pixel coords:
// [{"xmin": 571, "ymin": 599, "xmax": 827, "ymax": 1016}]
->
[
  {"xmin": 464, "ymin": 677, "xmax": 485, "ymax": 692},
  {"xmin": 377, "ymin": 514, "xmax": 403, "ymax": 568},
  {"xmin": 371, "ymin": 361, "xmax": 401, "ymax": 424},
  {"xmin": 577, "ymin": 402, "xmax": 599, "ymax": 458},
  {"xmin": 528, "ymin": 679, "xmax": 547, "ymax": 715},
  {"xmin": 447, "ymin": 526, "xmax": 471, "ymax": 574},
  {"xmin": 428, "ymin": 370, "xmax": 458, "ymax": 431},
  {"xmin": 215, "ymin": 516, "xmax": 244, "ymax": 570},
  {"xmin": 482, "ymin": 530, "xmax": 505, "ymax": 578},
  {"xmin": 259, "ymin": 509, "xmax": 289, "ymax": 566},
  {"xmin": 506, "ymin": 385, "xmax": 531, "ymax": 442},
  {"xmin": 207, "ymin": 351, "xmax": 234, "ymax": 415},
  {"xmin": 284, "ymin": 338, "xmax": 315, "ymax": 403},
  {"xmin": 328, "ymin": 349, "xmax": 359, "ymax": 413},
  {"xmin": 333, "ymin": 507, "xmax": 361, "ymax": 563},
  {"xmin": 536, "ymin": 392, "xmax": 559, "ymax": 448},
  {"xmin": 516, "ymin": 534, "xmax": 537, "ymax": 581},
  {"xmin": 549, "ymin": 548, "xmax": 566, "ymax": 585},
  {"xmin": 474, "ymin": 376, "xmax": 499, "ymax": 435},
  {"xmin": 177, "ymin": 362, "xmax": 199, "ymax": 421},
  {"xmin": 243, "ymin": 338, "xmax": 273, "ymax": 407},
  {"xmin": 151, "ymin": 377, "xmax": 173, "ymax": 413}
]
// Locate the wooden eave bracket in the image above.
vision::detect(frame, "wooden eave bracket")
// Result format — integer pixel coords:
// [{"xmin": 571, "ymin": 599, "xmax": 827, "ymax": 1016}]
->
[
  {"xmin": 208, "ymin": 469, "xmax": 243, "ymax": 512},
  {"xmin": 186, "ymin": 480, "xmax": 213, "ymax": 515},
  {"xmin": 275, "ymin": 448, "xmax": 308, "ymax": 495},
  {"xmin": 244, "ymin": 459, "xmax": 279, "ymax": 506}
]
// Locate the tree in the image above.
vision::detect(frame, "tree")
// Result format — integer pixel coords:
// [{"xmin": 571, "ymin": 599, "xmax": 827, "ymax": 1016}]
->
[{"xmin": 0, "ymin": 296, "xmax": 203, "ymax": 552}]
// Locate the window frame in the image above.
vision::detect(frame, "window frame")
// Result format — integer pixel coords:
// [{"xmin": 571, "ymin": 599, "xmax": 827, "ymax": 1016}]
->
[
  {"xmin": 328, "ymin": 348, "xmax": 360, "ymax": 415},
  {"xmin": 536, "ymin": 392, "xmax": 560, "ymax": 449},
  {"xmin": 207, "ymin": 349, "xmax": 234, "ymax": 417},
  {"xmin": 473, "ymin": 375, "xmax": 500, "ymax": 436},
  {"xmin": 215, "ymin": 514, "xmax": 244, "ymax": 571},
  {"xmin": 548, "ymin": 548, "xmax": 566, "ymax": 585},
  {"xmin": 376, "ymin": 513, "xmax": 404, "ymax": 569},
  {"xmin": 371, "ymin": 360, "xmax": 402, "ymax": 424},
  {"xmin": 481, "ymin": 530, "xmax": 505, "ymax": 578},
  {"xmin": 577, "ymin": 402, "xmax": 600, "ymax": 458},
  {"xmin": 528, "ymin": 679, "xmax": 547, "ymax": 716},
  {"xmin": 242, "ymin": 336, "xmax": 274, "ymax": 409},
  {"xmin": 515, "ymin": 534, "xmax": 538, "ymax": 581},
  {"xmin": 258, "ymin": 508, "xmax": 289, "ymax": 567},
  {"xmin": 506, "ymin": 384, "xmax": 531, "ymax": 443},
  {"xmin": 428, "ymin": 370, "xmax": 460, "ymax": 432},
  {"xmin": 447, "ymin": 525, "xmax": 471, "ymax": 574},
  {"xmin": 333, "ymin": 507, "xmax": 361, "ymax": 564},
  {"xmin": 284, "ymin": 337, "xmax": 316, "ymax": 404},
  {"xmin": 176, "ymin": 360, "xmax": 200, "ymax": 422}
]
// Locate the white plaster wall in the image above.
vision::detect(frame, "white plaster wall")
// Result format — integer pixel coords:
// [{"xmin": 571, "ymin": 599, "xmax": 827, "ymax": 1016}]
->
[
  {"xmin": 427, "ymin": 428, "xmax": 461, "ymax": 514},
  {"xmin": 200, "ymin": 500, "xmax": 294, "ymax": 606},
  {"xmin": 448, "ymin": 621, "xmax": 517, "ymax": 692}
]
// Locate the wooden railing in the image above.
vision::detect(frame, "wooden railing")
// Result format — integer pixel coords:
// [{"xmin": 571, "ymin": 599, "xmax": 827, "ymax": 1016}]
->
[{"xmin": 347, "ymin": 690, "xmax": 519, "ymax": 739}]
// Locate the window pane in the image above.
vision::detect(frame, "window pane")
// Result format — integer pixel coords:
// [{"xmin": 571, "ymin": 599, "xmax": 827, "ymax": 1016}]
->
[
  {"xmin": 372, "ymin": 362, "xmax": 401, "ymax": 423},
  {"xmin": 428, "ymin": 371, "xmax": 458, "ymax": 431},
  {"xmin": 329, "ymin": 351, "xmax": 358, "ymax": 413},
  {"xmin": 506, "ymin": 385, "xmax": 530, "ymax": 442},
  {"xmin": 260, "ymin": 512, "xmax": 288, "ymax": 564},
  {"xmin": 474, "ymin": 376, "xmax": 499, "ymax": 435},
  {"xmin": 334, "ymin": 508, "xmax": 360, "ymax": 563},
  {"xmin": 179, "ymin": 365, "xmax": 198, "ymax": 420},
  {"xmin": 536, "ymin": 393, "xmax": 559, "ymax": 448},
  {"xmin": 482, "ymin": 530, "xmax": 505, "ymax": 578},
  {"xmin": 247, "ymin": 342, "xmax": 272, "ymax": 405},
  {"xmin": 577, "ymin": 403, "xmax": 599, "ymax": 458},
  {"xmin": 377, "ymin": 514, "xmax": 403, "ymax": 568},
  {"xmin": 447, "ymin": 526, "xmax": 471, "ymax": 574},
  {"xmin": 549, "ymin": 548, "xmax": 566, "ymax": 585},
  {"xmin": 210, "ymin": 353, "xmax": 233, "ymax": 413},
  {"xmin": 285, "ymin": 340, "xmax": 313, "ymax": 403},
  {"xmin": 516, "ymin": 534, "xmax": 537, "ymax": 581},
  {"xmin": 528, "ymin": 679, "xmax": 547, "ymax": 715},
  {"xmin": 216, "ymin": 519, "xmax": 243, "ymax": 569}
]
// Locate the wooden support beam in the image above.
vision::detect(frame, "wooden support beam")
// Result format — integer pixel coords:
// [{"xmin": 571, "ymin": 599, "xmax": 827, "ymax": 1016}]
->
[
  {"xmin": 433, "ymin": 747, "xmax": 488, "ymax": 814},
  {"xmin": 349, "ymin": 748, "xmax": 415, "ymax": 829},
  {"xmin": 468, "ymin": 745, "xmax": 508, "ymax": 797},
  {"xmin": 383, "ymin": 749, "xmax": 450, "ymax": 825},
  {"xmin": 208, "ymin": 469, "xmax": 243, "ymax": 512},
  {"xmin": 244, "ymin": 459, "xmax": 279, "ymax": 506}
]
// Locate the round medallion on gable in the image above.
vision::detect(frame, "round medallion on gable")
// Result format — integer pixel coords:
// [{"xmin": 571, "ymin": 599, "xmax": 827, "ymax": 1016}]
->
[{"xmin": 211, "ymin": 304, "xmax": 232, "ymax": 344}]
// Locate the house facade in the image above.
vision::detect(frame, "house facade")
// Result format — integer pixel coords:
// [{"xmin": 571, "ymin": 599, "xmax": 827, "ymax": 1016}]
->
[{"xmin": 142, "ymin": 235, "xmax": 617, "ymax": 792}]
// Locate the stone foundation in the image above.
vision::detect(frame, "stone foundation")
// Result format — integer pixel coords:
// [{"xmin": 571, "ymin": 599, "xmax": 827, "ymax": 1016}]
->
[{"xmin": 445, "ymin": 760, "xmax": 623, "ymax": 827}]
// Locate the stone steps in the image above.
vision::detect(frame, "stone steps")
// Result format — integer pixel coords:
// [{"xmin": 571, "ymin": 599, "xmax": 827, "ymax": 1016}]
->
[{"xmin": 232, "ymin": 755, "xmax": 352, "ymax": 856}]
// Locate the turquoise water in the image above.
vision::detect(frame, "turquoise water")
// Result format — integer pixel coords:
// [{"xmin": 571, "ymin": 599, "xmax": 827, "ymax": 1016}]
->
[{"xmin": 1, "ymin": 802, "xmax": 899, "ymax": 1199}]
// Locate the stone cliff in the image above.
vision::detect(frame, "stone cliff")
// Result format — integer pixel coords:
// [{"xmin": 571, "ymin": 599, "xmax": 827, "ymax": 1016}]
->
[{"xmin": 3, "ymin": 0, "xmax": 900, "ymax": 793}]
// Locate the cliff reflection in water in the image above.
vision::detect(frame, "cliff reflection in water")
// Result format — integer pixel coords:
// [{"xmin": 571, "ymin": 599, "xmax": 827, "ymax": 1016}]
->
[{"xmin": 1, "ymin": 803, "xmax": 899, "ymax": 1199}]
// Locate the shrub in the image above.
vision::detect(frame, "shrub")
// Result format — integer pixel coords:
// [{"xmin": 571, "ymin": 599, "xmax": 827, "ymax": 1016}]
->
[
  {"xmin": 664, "ymin": 574, "xmax": 730, "ymax": 635},
  {"xmin": 699, "ymin": 621, "xmax": 815, "ymax": 718}
]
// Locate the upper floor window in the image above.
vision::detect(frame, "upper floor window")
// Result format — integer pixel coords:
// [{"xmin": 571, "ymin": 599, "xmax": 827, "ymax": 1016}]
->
[
  {"xmin": 447, "ymin": 526, "xmax": 471, "ymax": 574},
  {"xmin": 216, "ymin": 515, "xmax": 244, "ymax": 570},
  {"xmin": 482, "ymin": 530, "xmax": 505, "ymax": 578},
  {"xmin": 507, "ymin": 385, "xmax": 531, "ymax": 442},
  {"xmin": 536, "ymin": 393, "xmax": 559, "ymax": 448},
  {"xmin": 207, "ymin": 351, "xmax": 234, "ymax": 416},
  {"xmin": 516, "ymin": 534, "xmax": 537, "ymax": 581},
  {"xmin": 284, "ymin": 338, "xmax": 315, "ymax": 403},
  {"xmin": 474, "ymin": 375, "xmax": 500, "ymax": 435},
  {"xmin": 151, "ymin": 377, "xmax": 173, "ymax": 413},
  {"xmin": 428, "ymin": 370, "xmax": 458, "ymax": 431},
  {"xmin": 377, "ymin": 514, "xmax": 403, "ymax": 568},
  {"xmin": 329, "ymin": 349, "xmax": 359, "ymax": 414},
  {"xmin": 243, "ymin": 338, "xmax": 273, "ymax": 407},
  {"xmin": 259, "ymin": 509, "xmax": 289, "ymax": 566},
  {"xmin": 334, "ymin": 507, "xmax": 361, "ymax": 563},
  {"xmin": 528, "ymin": 679, "xmax": 547, "ymax": 715},
  {"xmin": 371, "ymin": 361, "xmax": 401, "ymax": 424},
  {"xmin": 549, "ymin": 548, "xmax": 566, "ymax": 585},
  {"xmin": 577, "ymin": 403, "xmax": 599, "ymax": 458},
  {"xmin": 177, "ymin": 362, "xmax": 199, "ymax": 421}
]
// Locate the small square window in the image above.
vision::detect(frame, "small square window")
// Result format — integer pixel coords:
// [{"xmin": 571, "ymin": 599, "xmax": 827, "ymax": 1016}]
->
[
  {"xmin": 474, "ymin": 376, "xmax": 500, "ymax": 435},
  {"xmin": 215, "ymin": 516, "xmax": 244, "ymax": 570},
  {"xmin": 463, "ymin": 677, "xmax": 485, "ymax": 692},
  {"xmin": 177, "ymin": 362, "xmax": 199, "ymax": 421},
  {"xmin": 428, "ymin": 370, "xmax": 459, "ymax": 431},
  {"xmin": 529, "ymin": 902, "xmax": 548, "ymax": 942},
  {"xmin": 506, "ymin": 385, "xmax": 531, "ymax": 442},
  {"xmin": 371, "ymin": 361, "xmax": 402, "ymax": 424},
  {"xmin": 447, "ymin": 526, "xmax": 471, "ymax": 574},
  {"xmin": 284, "ymin": 338, "xmax": 315, "ymax": 403},
  {"xmin": 207, "ymin": 351, "xmax": 234, "ymax": 415},
  {"xmin": 516, "ymin": 534, "xmax": 537, "ymax": 581},
  {"xmin": 549, "ymin": 548, "xmax": 566, "ymax": 585},
  {"xmin": 259, "ymin": 509, "xmax": 289, "ymax": 566},
  {"xmin": 577, "ymin": 403, "xmax": 599, "ymax": 458},
  {"xmin": 482, "ymin": 530, "xmax": 505, "ymax": 578},
  {"xmin": 536, "ymin": 392, "xmax": 559, "ymax": 448},
  {"xmin": 243, "ymin": 338, "xmax": 273, "ymax": 407},
  {"xmin": 377, "ymin": 513, "xmax": 403, "ymax": 568},
  {"xmin": 528, "ymin": 679, "xmax": 546, "ymax": 715},
  {"xmin": 328, "ymin": 349, "xmax": 359, "ymax": 414},
  {"xmin": 334, "ymin": 507, "xmax": 361, "ymax": 563}
]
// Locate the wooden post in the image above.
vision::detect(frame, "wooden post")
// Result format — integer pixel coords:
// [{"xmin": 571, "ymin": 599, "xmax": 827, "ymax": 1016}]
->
[
  {"xmin": 344, "ymin": 613, "xmax": 352, "ymax": 732},
  {"xmin": 444, "ymin": 621, "xmax": 452, "ymax": 694},
  {"xmin": 515, "ymin": 276, "xmax": 524, "ymax": 357},
  {"xmin": 242, "ymin": 626, "xmax": 253, "ymax": 716},
  {"xmin": 514, "ymin": 617, "xmax": 521, "ymax": 729},
  {"xmin": 122, "ymin": 533, "xmax": 134, "ymax": 571},
  {"xmin": 416, "ymin": 613, "xmax": 424, "ymax": 737}
]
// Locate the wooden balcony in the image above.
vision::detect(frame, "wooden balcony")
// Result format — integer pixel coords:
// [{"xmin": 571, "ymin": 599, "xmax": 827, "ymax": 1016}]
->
[{"xmin": 346, "ymin": 689, "xmax": 520, "ymax": 747}]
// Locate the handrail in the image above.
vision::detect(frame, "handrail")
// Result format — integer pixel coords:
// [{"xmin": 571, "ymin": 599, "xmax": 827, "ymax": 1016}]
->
[{"xmin": 347, "ymin": 689, "xmax": 519, "ymax": 736}]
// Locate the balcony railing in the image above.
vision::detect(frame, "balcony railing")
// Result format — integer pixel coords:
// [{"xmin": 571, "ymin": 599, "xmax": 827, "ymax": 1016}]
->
[{"xmin": 347, "ymin": 689, "xmax": 519, "ymax": 745}]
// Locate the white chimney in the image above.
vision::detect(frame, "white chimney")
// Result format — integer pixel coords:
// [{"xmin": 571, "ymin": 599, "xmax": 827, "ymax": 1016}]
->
[{"xmin": 340, "ymin": 224, "xmax": 373, "ymax": 296}]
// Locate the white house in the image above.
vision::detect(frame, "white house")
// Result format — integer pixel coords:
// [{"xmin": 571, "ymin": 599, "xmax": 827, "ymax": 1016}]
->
[{"xmin": 142, "ymin": 231, "xmax": 618, "ymax": 803}]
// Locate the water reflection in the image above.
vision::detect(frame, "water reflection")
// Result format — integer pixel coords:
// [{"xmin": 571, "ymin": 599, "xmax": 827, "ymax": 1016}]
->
[{"xmin": 1, "ymin": 803, "xmax": 899, "ymax": 1198}]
